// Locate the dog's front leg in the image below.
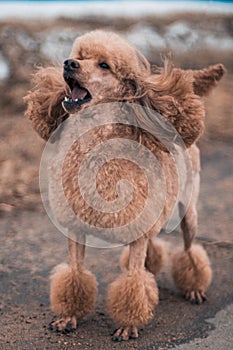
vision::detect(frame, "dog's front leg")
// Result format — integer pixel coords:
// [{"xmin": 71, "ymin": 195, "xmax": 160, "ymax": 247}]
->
[
  {"xmin": 49, "ymin": 237, "xmax": 98, "ymax": 332},
  {"xmin": 107, "ymin": 236, "xmax": 159, "ymax": 341}
]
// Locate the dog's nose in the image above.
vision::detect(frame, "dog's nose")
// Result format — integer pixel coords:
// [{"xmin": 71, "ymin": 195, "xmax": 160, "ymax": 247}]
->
[{"xmin": 63, "ymin": 59, "xmax": 80, "ymax": 71}]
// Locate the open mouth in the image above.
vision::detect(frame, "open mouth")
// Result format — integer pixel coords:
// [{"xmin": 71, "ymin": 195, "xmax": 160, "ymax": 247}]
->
[{"xmin": 63, "ymin": 77, "xmax": 92, "ymax": 113}]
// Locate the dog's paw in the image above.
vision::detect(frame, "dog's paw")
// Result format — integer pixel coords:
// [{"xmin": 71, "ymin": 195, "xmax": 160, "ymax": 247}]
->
[
  {"xmin": 185, "ymin": 290, "xmax": 207, "ymax": 305},
  {"xmin": 49, "ymin": 316, "xmax": 77, "ymax": 333},
  {"xmin": 107, "ymin": 269, "xmax": 158, "ymax": 341},
  {"xmin": 50, "ymin": 263, "xmax": 98, "ymax": 319},
  {"xmin": 172, "ymin": 244, "xmax": 212, "ymax": 304},
  {"xmin": 112, "ymin": 326, "xmax": 138, "ymax": 341}
]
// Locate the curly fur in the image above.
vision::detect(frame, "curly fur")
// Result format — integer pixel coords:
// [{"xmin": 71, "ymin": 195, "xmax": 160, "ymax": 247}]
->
[
  {"xmin": 172, "ymin": 245, "xmax": 212, "ymax": 294},
  {"xmin": 107, "ymin": 269, "xmax": 159, "ymax": 327},
  {"xmin": 50, "ymin": 263, "xmax": 98, "ymax": 319},
  {"xmin": 191, "ymin": 64, "xmax": 225, "ymax": 97},
  {"xmin": 24, "ymin": 31, "xmax": 223, "ymax": 145},
  {"xmin": 24, "ymin": 30, "xmax": 225, "ymax": 339},
  {"xmin": 24, "ymin": 67, "xmax": 69, "ymax": 140}
]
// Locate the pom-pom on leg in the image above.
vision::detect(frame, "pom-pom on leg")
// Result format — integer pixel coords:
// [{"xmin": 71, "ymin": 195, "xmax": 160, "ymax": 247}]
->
[
  {"xmin": 108, "ymin": 269, "xmax": 158, "ymax": 341},
  {"xmin": 49, "ymin": 238, "xmax": 98, "ymax": 332},
  {"xmin": 172, "ymin": 244, "xmax": 212, "ymax": 304},
  {"xmin": 174, "ymin": 176, "xmax": 212, "ymax": 304},
  {"xmin": 50, "ymin": 263, "xmax": 98, "ymax": 331},
  {"xmin": 108, "ymin": 236, "xmax": 159, "ymax": 341}
]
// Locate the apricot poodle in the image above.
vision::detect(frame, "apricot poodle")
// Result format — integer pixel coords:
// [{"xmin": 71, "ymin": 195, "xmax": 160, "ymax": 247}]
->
[{"xmin": 24, "ymin": 30, "xmax": 225, "ymax": 341}]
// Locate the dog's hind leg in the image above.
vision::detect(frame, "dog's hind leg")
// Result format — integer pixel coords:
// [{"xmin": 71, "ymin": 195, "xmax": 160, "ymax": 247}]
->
[
  {"xmin": 172, "ymin": 146, "xmax": 212, "ymax": 304},
  {"xmin": 121, "ymin": 237, "xmax": 166, "ymax": 276},
  {"xmin": 107, "ymin": 236, "xmax": 159, "ymax": 341},
  {"xmin": 49, "ymin": 236, "xmax": 98, "ymax": 332}
]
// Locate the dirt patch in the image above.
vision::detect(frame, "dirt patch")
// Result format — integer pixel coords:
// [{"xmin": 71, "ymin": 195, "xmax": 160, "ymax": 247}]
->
[
  {"xmin": 0, "ymin": 114, "xmax": 44, "ymax": 213},
  {"xmin": 0, "ymin": 139, "xmax": 232, "ymax": 350}
]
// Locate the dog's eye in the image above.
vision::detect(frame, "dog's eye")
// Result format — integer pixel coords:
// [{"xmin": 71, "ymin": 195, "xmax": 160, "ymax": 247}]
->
[{"xmin": 99, "ymin": 62, "xmax": 110, "ymax": 70}]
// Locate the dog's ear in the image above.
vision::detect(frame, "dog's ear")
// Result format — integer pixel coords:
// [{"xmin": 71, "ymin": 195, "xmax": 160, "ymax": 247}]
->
[
  {"xmin": 191, "ymin": 64, "xmax": 225, "ymax": 97},
  {"xmin": 138, "ymin": 61, "xmax": 205, "ymax": 149},
  {"xmin": 24, "ymin": 67, "xmax": 69, "ymax": 141}
]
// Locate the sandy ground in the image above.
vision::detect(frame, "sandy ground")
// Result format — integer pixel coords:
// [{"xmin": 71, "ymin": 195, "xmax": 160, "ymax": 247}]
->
[
  {"xmin": 0, "ymin": 12, "xmax": 233, "ymax": 350},
  {"xmin": 0, "ymin": 135, "xmax": 232, "ymax": 350}
]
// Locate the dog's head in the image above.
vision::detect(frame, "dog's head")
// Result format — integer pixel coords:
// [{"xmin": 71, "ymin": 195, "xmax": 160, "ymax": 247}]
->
[
  {"xmin": 25, "ymin": 30, "xmax": 225, "ymax": 145},
  {"xmin": 59, "ymin": 30, "xmax": 225, "ymax": 147},
  {"xmin": 62, "ymin": 30, "xmax": 151, "ymax": 114}
]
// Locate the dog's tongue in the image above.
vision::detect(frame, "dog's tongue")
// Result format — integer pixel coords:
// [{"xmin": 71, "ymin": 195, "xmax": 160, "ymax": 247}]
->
[{"xmin": 71, "ymin": 85, "xmax": 88, "ymax": 101}]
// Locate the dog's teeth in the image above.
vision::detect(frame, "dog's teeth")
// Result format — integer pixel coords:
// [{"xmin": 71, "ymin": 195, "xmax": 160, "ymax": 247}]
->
[
  {"xmin": 64, "ymin": 96, "xmax": 68, "ymax": 101},
  {"xmin": 75, "ymin": 99, "xmax": 79, "ymax": 102}
]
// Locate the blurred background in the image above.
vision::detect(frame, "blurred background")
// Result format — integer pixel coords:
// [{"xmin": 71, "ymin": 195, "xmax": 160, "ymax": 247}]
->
[
  {"xmin": 0, "ymin": 0, "xmax": 232, "ymax": 213},
  {"xmin": 0, "ymin": 2, "xmax": 232, "ymax": 349}
]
